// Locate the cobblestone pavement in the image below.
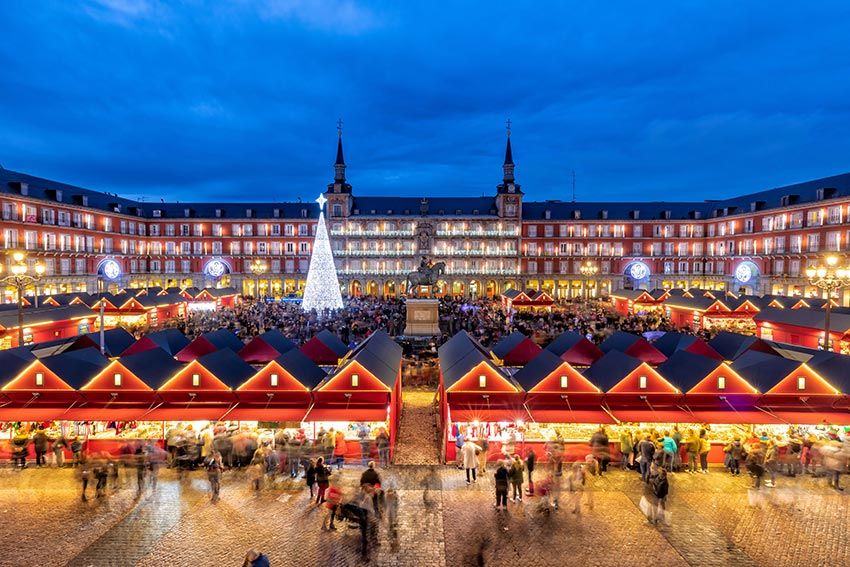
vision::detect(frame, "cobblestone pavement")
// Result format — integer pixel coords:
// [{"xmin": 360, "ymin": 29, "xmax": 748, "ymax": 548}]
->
[
  {"xmin": 0, "ymin": 464, "xmax": 847, "ymax": 567},
  {"xmin": 393, "ymin": 388, "xmax": 441, "ymax": 465}
]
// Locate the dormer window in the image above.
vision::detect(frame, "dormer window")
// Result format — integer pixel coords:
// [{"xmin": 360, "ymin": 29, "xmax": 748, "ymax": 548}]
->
[
  {"xmin": 192, "ymin": 373, "xmax": 201, "ymax": 387},
  {"xmin": 270, "ymin": 373, "xmax": 279, "ymax": 387},
  {"xmin": 479, "ymin": 375, "xmax": 487, "ymax": 388},
  {"xmin": 717, "ymin": 376, "xmax": 726, "ymax": 390},
  {"xmin": 35, "ymin": 372, "xmax": 44, "ymax": 387},
  {"xmin": 797, "ymin": 376, "xmax": 806, "ymax": 390},
  {"xmin": 351, "ymin": 374, "xmax": 359, "ymax": 387},
  {"xmin": 152, "ymin": 209, "xmax": 162, "ymax": 218},
  {"xmin": 113, "ymin": 373, "xmax": 122, "ymax": 387},
  {"xmin": 560, "ymin": 375, "xmax": 568, "ymax": 388},
  {"xmin": 638, "ymin": 375, "xmax": 647, "ymax": 389}
]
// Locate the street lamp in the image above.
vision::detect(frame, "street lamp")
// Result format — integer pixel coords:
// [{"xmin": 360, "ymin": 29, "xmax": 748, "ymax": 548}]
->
[
  {"xmin": 805, "ymin": 255, "xmax": 850, "ymax": 351},
  {"xmin": 249, "ymin": 259, "xmax": 268, "ymax": 302},
  {"xmin": 1, "ymin": 251, "xmax": 45, "ymax": 346},
  {"xmin": 579, "ymin": 261, "xmax": 598, "ymax": 301}
]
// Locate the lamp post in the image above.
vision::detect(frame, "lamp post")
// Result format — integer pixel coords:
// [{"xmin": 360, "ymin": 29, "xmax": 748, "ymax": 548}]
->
[
  {"xmin": 805, "ymin": 255, "xmax": 850, "ymax": 351},
  {"xmin": 579, "ymin": 260, "xmax": 598, "ymax": 301},
  {"xmin": 1, "ymin": 251, "xmax": 45, "ymax": 346},
  {"xmin": 249, "ymin": 259, "xmax": 268, "ymax": 303}
]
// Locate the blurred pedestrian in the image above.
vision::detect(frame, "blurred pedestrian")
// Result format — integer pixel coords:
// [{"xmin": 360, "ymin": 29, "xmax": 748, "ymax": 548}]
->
[
  {"xmin": 525, "ymin": 448, "xmax": 536, "ymax": 496},
  {"xmin": 315, "ymin": 457, "xmax": 331, "ymax": 503},
  {"xmin": 494, "ymin": 460, "xmax": 509, "ymax": 510},
  {"xmin": 376, "ymin": 427, "xmax": 390, "ymax": 468},
  {"xmin": 478, "ymin": 436, "xmax": 489, "ymax": 475},
  {"xmin": 510, "ymin": 454, "xmax": 525, "ymax": 502},
  {"xmin": 205, "ymin": 450, "xmax": 223, "ymax": 503},
  {"xmin": 33, "ymin": 427, "xmax": 49, "ymax": 467},
  {"xmin": 305, "ymin": 458, "xmax": 317, "ymax": 499},
  {"xmin": 461, "ymin": 438, "xmax": 482, "ymax": 485},
  {"xmin": 321, "ymin": 478, "xmax": 342, "ymax": 531},
  {"xmin": 243, "ymin": 549, "xmax": 270, "ymax": 567}
]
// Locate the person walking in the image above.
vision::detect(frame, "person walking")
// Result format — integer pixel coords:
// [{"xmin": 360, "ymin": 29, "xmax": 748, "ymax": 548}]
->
[
  {"xmin": 567, "ymin": 462, "xmax": 585, "ymax": 514},
  {"xmin": 321, "ymin": 479, "xmax": 342, "ymax": 531},
  {"xmin": 78, "ymin": 458, "xmax": 91, "ymax": 502},
  {"xmin": 33, "ymin": 427, "xmax": 49, "ymax": 467},
  {"xmin": 589, "ymin": 427, "xmax": 610, "ymax": 475},
  {"xmin": 525, "ymin": 448, "xmax": 536, "ymax": 496},
  {"xmin": 12, "ymin": 429, "xmax": 29, "ymax": 469},
  {"xmin": 619, "ymin": 429, "xmax": 633, "ymax": 471},
  {"xmin": 455, "ymin": 429, "xmax": 465, "ymax": 469},
  {"xmin": 638, "ymin": 434, "xmax": 655, "ymax": 482},
  {"xmin": 358, "ymin": 424, "xmax": 372, "ymax": 467},
  {"xmin": 650, "ymin": 468, "xmax": 669, "ymax": 525},
  {"xmin": 698, "ymin": 430, "xmax": 710, "ymax": 474},
  {"xmin": 478, "ymin": 436, "xmax": 489, "ymax": 476},
  {"xmin": 333, "ymin": 430, "xmax": 347, "ymax": 471},
  {"xmin": 461, "ymin": 438, "xmax": 482, "ymax": 485},
  {"xmin": 510, "ymin": 454, "xmax": 524, "ymax": 502},
  {"xmin": 360, "ymin": 461, "xmax": 383, "ymax": 518},
  {"xmin": 764, "ymin": 439, "xmax": 779, "ymax": 488},
  {"xmin": 728, "ymin": 438, "xmax": 745, "ymax": 476},
  {"xmin": 685, "ymin": 429, "xmax": 700, "ymax": 474},
  {"xmin": 375, "ymin": 427, "xmax": 390, "ymax": 468},
  {"xmin": 494, "ymin": 460, "xmax": 509, "ymax": 510},
  {"xmin": 305, "ymin": 458, "xmax": 317, "ymax": 499},
  {"xmin": 53, "ymin": 435, "xmax": 68, "ymax": 468},
  {"xmin": 205, "ymin": 450, "xmax": 223, "ymax": 503},
  {"xmin": 315, "ymin": 457, "xmax": 331, "ymax": 503}
]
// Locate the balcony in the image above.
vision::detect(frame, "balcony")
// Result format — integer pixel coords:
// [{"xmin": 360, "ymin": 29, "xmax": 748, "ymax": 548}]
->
[
  {"xmin": 335, "ymin": 250, "xmax": 416, "ymax": 257},
  {"xmin": 435, "ymin": 229, "xmax": 519, "ymax": 237},
  {"xmin": 331, "ymin": 230, "xmax": 415, "ymax": 237}
]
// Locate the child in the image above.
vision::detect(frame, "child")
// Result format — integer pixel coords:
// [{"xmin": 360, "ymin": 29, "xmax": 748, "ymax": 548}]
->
[{"xmin": 321, "ymin": 480, "xmax": 343, "ymax": 531}]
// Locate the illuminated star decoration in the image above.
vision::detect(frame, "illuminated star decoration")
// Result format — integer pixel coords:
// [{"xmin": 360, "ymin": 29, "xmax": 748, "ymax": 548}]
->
[{"xmin": 316, "ymin": 193, "xmax": 328, "ymax": 211}]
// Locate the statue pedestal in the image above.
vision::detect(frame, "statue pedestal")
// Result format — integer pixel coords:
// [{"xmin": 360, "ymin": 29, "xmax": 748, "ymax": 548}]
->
[{"xmin": 404, "ymin": 298, "xmax": 440, "ymax": 336}]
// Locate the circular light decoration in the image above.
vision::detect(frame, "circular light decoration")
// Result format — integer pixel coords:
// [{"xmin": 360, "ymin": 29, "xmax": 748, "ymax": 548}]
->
[
  {"xmin": 101, "ymin": 259, "xmax": 121, "ymax": 280},
  {"xmin": 735, "ymin": 261, "xmax": 758, "ymax": 283},
  {"xmin": 627, "ymin": 261, "xmax": 650, "ymax": 281},
  {"xmin": 204, "ymin": 259, "xmax": 228, "ymax": 278}
]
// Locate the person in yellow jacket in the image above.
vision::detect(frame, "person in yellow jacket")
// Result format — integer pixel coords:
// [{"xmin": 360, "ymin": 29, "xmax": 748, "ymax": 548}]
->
[
  {"xmin": 698, "ymin": 429, "xmax": 711, "ymax": 473},
  {"xmin": 685, "ymin": 429, "xmax": 701, "ymax": 473}
]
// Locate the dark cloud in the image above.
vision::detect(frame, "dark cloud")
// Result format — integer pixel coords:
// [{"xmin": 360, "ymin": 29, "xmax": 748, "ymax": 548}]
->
[{"xmin": 1, "ymin": 1, "xmax": 849, "ymax": 202}]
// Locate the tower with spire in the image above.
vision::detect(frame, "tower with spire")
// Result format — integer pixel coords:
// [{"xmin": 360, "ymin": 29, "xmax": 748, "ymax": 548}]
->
[
  {"xmin": 326, "ymin": 119, "xmax": 353, "ymax": 219},
  {"xmin": 496, "ymin": 119, "xmax": 522, "ymax": 218}
]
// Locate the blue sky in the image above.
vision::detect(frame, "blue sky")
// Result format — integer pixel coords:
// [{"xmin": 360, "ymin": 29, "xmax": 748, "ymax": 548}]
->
[{"xmin": 1, "ymin": 1, "xmax": 849, "ymax": 203}]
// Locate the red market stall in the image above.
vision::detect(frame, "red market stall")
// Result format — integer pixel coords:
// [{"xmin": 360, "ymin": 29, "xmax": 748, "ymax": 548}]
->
[
  {"xmin": 599, "ymin": 331, "xmax": 667, "ymax": 365},
  {"xmin": 500, "ymin": 289, "xmax": 533, "ymax": 311},
  {"xmin": 191, "ymin": 287, "xmax": 240, "ymax": 310},
  {"xmin": 300, "ymin": 329, "xmax": 349, "ymax": 366},
  {"xmin": 490, "ymin": 331, "xmax": 542, "ymax": 366},
  {"xmin": 651, "ymin": 332, "xmax": 723, "ymax": 361},
  {"xmin": 609, "ymin": 290, "xmax": 663, "ymax": 317},
  {"xmin": 66, "ymin": 327, "xmax": 137, "ymax": 358},
  {"xmin": 755, "ymin": 306, "xmax": 850, "ymax": 353},
  {"xmin": 238, "ymin": 329, "xmax": 298, "ymax": 364},
  {"xmin": 543, "ymin": 330, "xmax": 604, "ymax": 366},
  {"xmin": 175, "ymin": 329, "xmax": 245, "ymax": 362},
  {"xmin": 708, "ymin": 331, "xmax": 780, "ymax": 361},
  {"xmin": 0, "ymin": 305, "xmax": 97, "ymax": 349},
  {"xmin": 232, "ymin": 348, "xmax": 325, "ymax": 420},
  {"xmin": 305, "ymin": 331, "xmax": 402, "ymax": 461},
  {"xmin": 121, "ymin": 328, "xmax": 191, "ymax": 357},
  {"xmin": 438, "ymin": 331, "xmax": 526, "ymax": 463}
]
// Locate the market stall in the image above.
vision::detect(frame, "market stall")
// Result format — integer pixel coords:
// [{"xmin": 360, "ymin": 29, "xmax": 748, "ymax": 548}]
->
[
  {"xmin": 708, "ymin": 331, "xmax": 780, "ymax": 361},
  {"xmin": 300, "ymin": 329, "xmax": 349, "ymax": 366},
  {"xmin": 755, "ymin": 306, "xmax": 850, "ymax": 353},
  {"xmin": 651, "ymin": 331, "xmax": 723, "ymax": 361},
  {"xmin": 438, "ymin": 331, "xmax": 526, "ymax": 463},
  {"xmin": 0, "ymin": 304, "xmax": 97, "ymax": 348},
  {"xmin": 543, "ymin": 330, "xmax": 604, "ymax": 366},
  {"xmin": 305, "ymin": 331, "xmax": 402, "ymax": 461},
  {"xmin": 599, "ymin": 331, "xmax": 667, "ymax": 365},
  {"xmin": 66, "ymin": 327, "xmax": 137, "ymax": 358},
  {"xmin": 121, "ymin": 328, "xmax": 190, "ymax": 357},
  {"xmin": 609, "ymin": 289, "xmax": 663, "ymax": 317},
  {"xmin": 175, "ymin": 329, "xmax": 245, "ymax": 362},
  {"xmin": 238, "ymin": 329, "xmax": 298, "ymax": 364},
  {"xmin": 490, "ymin": 331, "xmax": 542, "ymax": 366}
]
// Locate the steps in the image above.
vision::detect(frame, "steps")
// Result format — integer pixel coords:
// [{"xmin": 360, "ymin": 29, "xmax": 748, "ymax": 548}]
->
[{"xmin": 393, "ymin": 387, "xmax": 441, "ymax": 465}]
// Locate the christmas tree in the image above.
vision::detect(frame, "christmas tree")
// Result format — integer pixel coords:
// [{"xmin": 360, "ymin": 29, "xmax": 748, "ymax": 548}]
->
[{"xmin": 301, "ymin": 194, "xmax": 344, "ymax": 313}]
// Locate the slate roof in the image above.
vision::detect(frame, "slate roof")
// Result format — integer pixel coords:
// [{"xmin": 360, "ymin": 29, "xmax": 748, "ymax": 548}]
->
[
  {"xmin": 41, "ymin": 347, "xmax": 110, "ymax": 389},
  {"xmin": 126, "ymin": 329, "xmax": 191, "ymax": 356},
  {"xmin": 274, "ymin": 348, "xmax": 327, "ymax": 390},
  {"xmin": 656, "ymin": 351, "xmax": 723, "ymax": 392},
  {"xmin": 438, "ymin": 331, "xmax": 501, "ymax": 389},
  {"xmin": 544, "ymin": 331, "xmax": 604, "ymax": 366},
  {"xmin": 754, "ymin": 306, "xmax": 850, "ymax": 333},
  {"xmin": 0, "ymin": 347, "xmax": 37, "ymax": 386},
  {"xmin": 195, "ymin": 349, "xmax": 257, "ymax": 389},
  {"xmin": 652, "ymin": 332, "xmax": 723, "ymax": 360},
  {"xmin": 344, "ymin": 330, "xmax": 402, "ymax": 388},
  {"xmin": 599, "ymin": 331, "xmax": 667, "ymax": 364},
  {"xmin": 491, "ymin": 331, "xmax": 541, "ymax": 361},
  {"xmin": 512, "ymin": 349, "xmax": 566, "ymax": 391},
  {"xmin": 0, "ymin": 304, "xmax": 94, "ymax": 330},
  {"xmin": 4, "ymin": 165, "xmax": 850, "ymax": 221},
  {"xmin": 70, "ymin": 327, "xmax": 137, "ymax": 358},
  {"xmin": 313, "ymin": 329, "xmax": 349, "ymax": 357},
  {"xmin": 116, "ymin": 347, "xmax": 184, "ymax": 389},
  {"xmin": 201, "ymin": 329, "xmax": 245, "ymax": 352},
  {"xmin": 582, "ymin": 350, "xmax": 643, "ymax": 392},
  {"xmin": 729, "ymin": 351, "xmax": 801, "ymax": 393},
  {"xmin": 708, "ymin": 331, "xmax": 779, "ymax": 361},
  {"xmin": 255, "ymin": 330, "xmax": 298, "ymax": 355},
  {"xmin": 806, "ymin": 353, "xmax": 850, "ymax": 394}
]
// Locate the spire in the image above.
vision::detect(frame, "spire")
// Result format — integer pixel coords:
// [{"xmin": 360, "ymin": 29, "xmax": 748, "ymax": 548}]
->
[
  {"xmin": 334, "ymin": 118, "xmax": 346, "ymax": 183},
  {"xmin": 503, "ymin": 118, "xmax": 515, "ymax": 183}
]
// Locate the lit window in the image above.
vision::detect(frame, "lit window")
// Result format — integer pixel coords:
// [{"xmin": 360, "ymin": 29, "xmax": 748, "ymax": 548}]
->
[
  {"xmin": 638, "ymin": 375, "xmax": 647, "ymax": 389},
  {"xmin": 717, "ymin": 376, "xmax": 726, "ymax": 390},
  {"xmin": 352, "ymin": 374, "xmax": 359, "ymax": 387},
  {"xmin": 479, "ymin": 375, "xmax": 487, "ymax": 388},
  {"xmin": 35, "ymin": 372, "xmax": 44, "ymax": 387},
  {"xmin": 270, "ymin": 373, "xmax": 279, "ymax": 387},
  {"xmin": 797, "ymin": 376, "xmax": 806, "ymax": 390},
  {"xmin": 113, "ymin": 373, "xmax": 122, "ymax": 387},
  {"xmin": 192, "ymin": 373, "xmax": 201, "ymax": 387},
  {"xmin": 560, "ymin": 375, "xmax": 568, "ymax": 388}
]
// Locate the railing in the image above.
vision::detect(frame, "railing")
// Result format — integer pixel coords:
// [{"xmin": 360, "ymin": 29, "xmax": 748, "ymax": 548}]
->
[
  {"xmin": 335, "ymin": 250, "xmax": 416, "ymax": 257},
  {"xmin": 331, "ymin": 230, "xmax": 415, "ymax": 237},
  {"xmin": 435, "ymin": 229, "xmax": 518, "ymax": 237}
]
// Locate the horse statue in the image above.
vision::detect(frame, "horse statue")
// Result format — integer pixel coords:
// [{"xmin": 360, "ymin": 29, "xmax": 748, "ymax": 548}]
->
[{"xmin": 405, "ymin": 261, "xmax": 446, "ymax": 298}]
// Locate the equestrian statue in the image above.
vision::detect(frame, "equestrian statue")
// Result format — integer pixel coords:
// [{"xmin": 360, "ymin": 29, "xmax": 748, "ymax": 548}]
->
[{"xmin": 405, "ymin": 257, "xmax": 446, "ymax": 298}]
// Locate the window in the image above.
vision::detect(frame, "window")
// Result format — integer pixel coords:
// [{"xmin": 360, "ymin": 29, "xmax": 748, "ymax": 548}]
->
[
  {"xmin": 479, "ymin": 374, "xmax": 487, "ymax": 388},
  {"xmin": 797, "ymin": 376, "xmax": 806, "ymax": 390},
  {"xmin": 560, "ymin": 375, "xmax": 568, "ymax": 388},
  {"xmin": 192, "ymin": 373, "xmax": 201, "ymax": 387},
  {"xmin": 35, "ymin": 372, "xmax": 44, "ymax": 387},
  {"xmin": 638, "ymin": 375, "xmax": 647, "ymax": 389},
  {"xmin": 270, "ymin": 373, "xmax": 279, "ymax": 387},
  {"xmin": 114, "ymin": 373, "xmax": 122, "ymax": 387},
  {"xmin": 717, "ymin": 376, "xmax": 726, "ymax": 390},
  {"xmin": 351, "ymin": 374, "xmax": 359, "ymax": 387}
]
